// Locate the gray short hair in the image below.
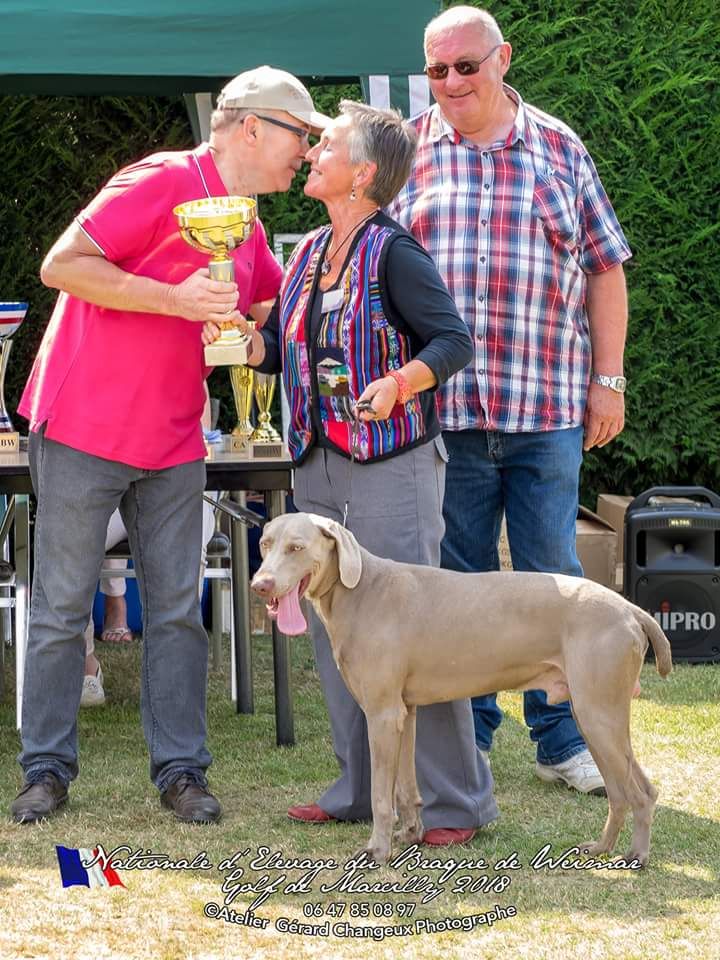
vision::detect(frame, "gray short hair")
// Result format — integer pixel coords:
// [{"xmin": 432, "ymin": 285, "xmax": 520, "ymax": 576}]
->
[
  {"xmin": 339, "ymin": 100, "xmax": 417, "ymax": 208},
  {"xmin": 424, "ymin": 5, "xmax": 503, "ymax": 55},
  {"xmin": 210, "ymin": 106, "xmax": 253, "ymax": 134}
]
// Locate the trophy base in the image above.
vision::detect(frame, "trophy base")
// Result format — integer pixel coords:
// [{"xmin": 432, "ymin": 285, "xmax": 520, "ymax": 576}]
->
[
  {"xmin": 229, "ymin": 433, "xmax": 252, "ymax": 456},
  {"xmin": 249, "ymin": 439, "xmax": 286, "ymax": 459},
  {"xmin": 204, "ymin": 339, "xmax": 251, "ymax": 366},
  {"xmin": 228, "ymin": 435, "xmax": 286, "ymax": 459},
  {"xmin": 0, "ymin": 431, "xmax": 19, "ymax": 454}
]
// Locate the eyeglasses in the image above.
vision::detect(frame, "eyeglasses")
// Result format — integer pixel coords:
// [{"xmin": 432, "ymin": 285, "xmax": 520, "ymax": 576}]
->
[
  {"xmin": 424, "ymin": 44, "xmax": 502, "ymax": 81},
  {"xmin": 255, "ymin": 114, "xmax": 311, "ymax": 144}
]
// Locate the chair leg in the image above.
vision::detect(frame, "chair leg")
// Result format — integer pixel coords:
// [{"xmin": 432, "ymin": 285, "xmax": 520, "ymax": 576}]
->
[
  {"xmin": 230, "ymin": 491, "xmax": 253, "ymax": 713},
  {"xmin": 210, "ymin": 571, "xmax": 222, "ymax": 671},
  {"xmin": 14, "ymin": 495, "xmax": 30, "ymax": 729},
  {"xmin": 228, "ymin": 578, "xmax": 236, "ymax": 702}
]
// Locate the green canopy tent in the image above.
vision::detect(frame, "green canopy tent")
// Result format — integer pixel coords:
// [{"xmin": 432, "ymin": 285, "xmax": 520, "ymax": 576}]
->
[{"xmin": 0, "ymin": 0, "xmax": 438, "ymax": 128}]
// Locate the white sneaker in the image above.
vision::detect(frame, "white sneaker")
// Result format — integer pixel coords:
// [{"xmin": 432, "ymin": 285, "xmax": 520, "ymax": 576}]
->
[
  {"xmin": 80, "ymin": 667, "xmax": 105, "ymax": 708},
  {"xmin": 536, "ymin": 749, "xmax": 605, "ymax": 795}
]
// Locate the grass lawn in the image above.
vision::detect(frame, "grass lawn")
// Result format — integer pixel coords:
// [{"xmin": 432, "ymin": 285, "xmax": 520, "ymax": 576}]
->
[{"xmin": 1, "ymin": 632, "xmax": 718, "ymax": 960}]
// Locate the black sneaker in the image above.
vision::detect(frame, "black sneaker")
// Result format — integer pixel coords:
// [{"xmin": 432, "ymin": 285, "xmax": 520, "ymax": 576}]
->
[{"xmin": 160, "ymin": 775, "xmax": 221, "ymax": 823}]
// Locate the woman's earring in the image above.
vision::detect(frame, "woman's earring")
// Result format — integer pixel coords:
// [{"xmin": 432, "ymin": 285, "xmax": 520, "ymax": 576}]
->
[{"xmin": 350, "ymin": 185, "xmax": 357, "ymax": 201}]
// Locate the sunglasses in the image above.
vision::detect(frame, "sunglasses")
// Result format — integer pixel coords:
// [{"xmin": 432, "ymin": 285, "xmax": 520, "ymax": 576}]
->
[
  {"xmin": 255, "ymin": 114, "xmax": 312, "ymax": 144},
  {"xmin": 424, "ymin": 44, "xmax": 502, "ymax": 81}
]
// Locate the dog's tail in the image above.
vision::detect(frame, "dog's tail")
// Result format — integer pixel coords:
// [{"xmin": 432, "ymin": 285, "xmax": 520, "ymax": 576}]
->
[{"xmin": 632, "ymin": 606, "xmax": 673, "ymax": 677}]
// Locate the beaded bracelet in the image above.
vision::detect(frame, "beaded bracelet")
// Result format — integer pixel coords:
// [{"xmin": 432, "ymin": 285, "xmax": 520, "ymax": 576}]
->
[{"xmin": 386, "ymin": 369, "xmax": 414, "ymax": 405}]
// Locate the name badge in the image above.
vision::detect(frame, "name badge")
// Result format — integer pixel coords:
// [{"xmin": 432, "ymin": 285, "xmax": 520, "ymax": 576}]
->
[{"xmin": 321, "ymin": 289, "xmax": 344, "ymax": 314}]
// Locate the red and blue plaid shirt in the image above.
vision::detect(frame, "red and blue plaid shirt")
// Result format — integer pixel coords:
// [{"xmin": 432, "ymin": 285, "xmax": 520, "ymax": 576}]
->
[{"xmin": 389, "ymin": 87, "xmax": 632, "ymax": 433}]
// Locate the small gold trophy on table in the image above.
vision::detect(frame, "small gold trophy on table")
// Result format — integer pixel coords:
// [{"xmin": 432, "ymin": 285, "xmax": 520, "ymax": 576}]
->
[
  {"xmin": 0, "ymin": 301, "xmax": 28, "ymax": 454},
  {"xmin": 174, "ymin": 196, "xmax": 257, "ymax": 365},
  {"xmin": 250, "ymin": 372, "xmax": 284, "ymax": 458},
  {"xmin": 229, "ymin": 363, "xmax": 255, "ymax": 453},
  {"xmin": 228, "ymin": 360, "xmax": 285, "ymax": 459}
]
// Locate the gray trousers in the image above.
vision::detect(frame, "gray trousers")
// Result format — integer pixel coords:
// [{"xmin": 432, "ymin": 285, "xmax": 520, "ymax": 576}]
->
[
  {"xmin": 19, "ymin": 428, "xmax": 210, "ymax": 791},
  {"xmin": 293, "ymin": 440, "xmax": 498, "ymax": 830}
]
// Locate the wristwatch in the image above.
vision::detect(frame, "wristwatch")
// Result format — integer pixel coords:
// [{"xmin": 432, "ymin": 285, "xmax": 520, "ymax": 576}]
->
[{"xmin": 591, "ymin": 373, "xmax": 627, "ymax": 393}]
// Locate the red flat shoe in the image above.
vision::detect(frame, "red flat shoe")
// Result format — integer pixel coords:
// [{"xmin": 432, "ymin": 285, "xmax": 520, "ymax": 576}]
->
[
  {"xmin": 287, "ymin": 802, "xmax": 336, "ymax": 823},
  {"xmin": 422, "ymin": 827, "xmax": 476, "ymax": 847}
]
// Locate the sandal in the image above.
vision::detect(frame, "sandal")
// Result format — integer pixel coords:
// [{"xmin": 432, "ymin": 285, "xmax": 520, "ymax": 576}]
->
[{"xmin": 100, "ymin": 626, "xmax": 133, "ymax": 645}]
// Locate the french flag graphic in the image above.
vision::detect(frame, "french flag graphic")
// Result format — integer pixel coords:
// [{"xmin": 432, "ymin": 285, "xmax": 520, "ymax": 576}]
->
[
  {"xmin": 55, "ymin": 845, "xmax": 126, "ymax": 889},
  {"xmin": 0, "ymin": 301, "xmax": 28, "ymax": 338}
]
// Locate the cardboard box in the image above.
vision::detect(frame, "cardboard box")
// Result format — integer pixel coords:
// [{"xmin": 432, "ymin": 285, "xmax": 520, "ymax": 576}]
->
[
  {"xmin": 596, "ymin": 494, "xmax": 634, "ymax": 560},
  {"xmin": 576, "ymin": 506, "xmax": 617, "ymax": 589},
  {"xmin": 497, "ymin": 508, "xmax": 617, "ymax": 588}
]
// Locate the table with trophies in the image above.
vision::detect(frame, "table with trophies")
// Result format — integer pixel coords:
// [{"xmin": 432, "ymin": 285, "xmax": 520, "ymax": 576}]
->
[
  {"xmin": 0, "ymin": 190, "xmax": 300, "ymax": 745},
  {"xmin": 0, "ymin": 436, "xmax": 295, "ymax": 738}
]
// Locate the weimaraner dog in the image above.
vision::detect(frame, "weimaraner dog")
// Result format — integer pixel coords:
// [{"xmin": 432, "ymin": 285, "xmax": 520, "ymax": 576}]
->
[{"xmin": 251, "ymin": 512, "xmax": 672, "ymax": 866}]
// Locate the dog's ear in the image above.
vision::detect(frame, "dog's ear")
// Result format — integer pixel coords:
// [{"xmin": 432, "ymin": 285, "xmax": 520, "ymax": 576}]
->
[{"xmin": 307, "ymin": 515, "xmax": 362, "ymax": 589}]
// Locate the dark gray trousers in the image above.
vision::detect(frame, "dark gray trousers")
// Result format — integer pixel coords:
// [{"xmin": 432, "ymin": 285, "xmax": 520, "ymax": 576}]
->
[{"xmin": 19, "ymin": 429, "xmax": 210, "ymax": 791}]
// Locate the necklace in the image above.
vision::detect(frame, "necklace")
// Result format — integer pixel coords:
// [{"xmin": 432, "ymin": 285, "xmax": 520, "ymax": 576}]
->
[{"xmin": 320, "ymin": 211, "xmax": 377, "ymax": 276}]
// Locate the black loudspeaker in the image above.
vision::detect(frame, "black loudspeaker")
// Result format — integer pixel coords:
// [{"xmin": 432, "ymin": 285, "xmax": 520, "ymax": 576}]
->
[{"xmin": 624, "ymin": 486, "xmax": 720, "ymax": 663}]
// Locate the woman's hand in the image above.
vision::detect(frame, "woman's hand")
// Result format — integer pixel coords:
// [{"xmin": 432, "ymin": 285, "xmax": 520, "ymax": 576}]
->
[
  {"xmin": 355, "ymin": 376, "xmax": 400, "ymax": 421},
  {"xmin": 201, "ymin": 314, "xmax": 250, "ymax": 346}
]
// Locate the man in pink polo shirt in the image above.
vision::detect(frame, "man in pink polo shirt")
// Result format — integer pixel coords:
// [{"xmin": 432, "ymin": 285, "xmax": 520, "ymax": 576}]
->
[{"xmin": 12, "ymin": 66, "xmax": 330, "ymax": 825}]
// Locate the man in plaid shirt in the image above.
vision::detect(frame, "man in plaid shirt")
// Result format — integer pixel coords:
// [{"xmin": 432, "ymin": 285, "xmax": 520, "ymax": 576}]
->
[{"xmin": 389, "ymin": 6, "xmax": 631, "ymax": 794}]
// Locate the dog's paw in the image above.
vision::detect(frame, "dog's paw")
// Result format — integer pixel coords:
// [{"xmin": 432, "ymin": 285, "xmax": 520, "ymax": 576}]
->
[
  {"xmin": 578, "ymin": 840, "xmax": 612, "ymax": 858},
  {"xmin": 354, "ymin": 844, "xmax": 390, "ymax": 866},
  {"xmin": 620, "ymin": 849, "xmax": 648, "ymax": 869},
  {"xmin": 395, "ymin": 820, "xmax": 423, "ymax": 847}
]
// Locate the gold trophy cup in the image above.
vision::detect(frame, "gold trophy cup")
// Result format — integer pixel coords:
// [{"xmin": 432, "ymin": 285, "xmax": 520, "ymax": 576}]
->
[
  {"xmin": 174, "ymin": 196, "xmax": 257, "ymax": 365},
  {"xmin": 229, "ymin": 363, "xmax": 255, "ymax": 454},
  {"xmin": 250, "ymin": 372, "xmax": 284, "ymax": 458}
]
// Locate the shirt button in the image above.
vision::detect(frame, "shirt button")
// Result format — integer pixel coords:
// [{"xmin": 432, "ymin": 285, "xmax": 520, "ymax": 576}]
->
[
  {"xmin": 478, "ymin": 295, "xmax": 485, "ymax": 302},
  {"xmin": 480, "ymin": 256, "xmax": 486, "ymax": 264},
  {"xmin": 482, "ymin": 151, "xmax": 489, "ymax": 158},
  {"xmin": 484, "ymin": 183, "xmax": 490, "ymax": 190},
  {"xmin": 481, "ymin": 219, "xmax": 487, "ymax": 226}
]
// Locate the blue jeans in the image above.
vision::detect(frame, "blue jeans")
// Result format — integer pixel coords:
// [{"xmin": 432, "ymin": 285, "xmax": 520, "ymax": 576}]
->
[
  {"xmin": 441, "ymin": 427, "xmax": 586, "ymax": 766},
  {"xmin": 19, "ymin": 428, "xmax": 211, "ymax": 792}
]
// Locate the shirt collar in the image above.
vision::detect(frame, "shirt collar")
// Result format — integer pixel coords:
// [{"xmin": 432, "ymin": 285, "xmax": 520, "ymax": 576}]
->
[
  {"xmin": 429, "ymin": 84, "xmax": 541, "ymax": 154},
  {"xmin": 192, "ymin": 142, "xmax": 228, "ymax": 197}
]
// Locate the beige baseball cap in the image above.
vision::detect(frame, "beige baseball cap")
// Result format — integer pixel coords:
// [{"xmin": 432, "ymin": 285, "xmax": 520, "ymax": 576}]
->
[{"xmin": 217, "ymin": 65, "xmax": 332, "ymax": 134}]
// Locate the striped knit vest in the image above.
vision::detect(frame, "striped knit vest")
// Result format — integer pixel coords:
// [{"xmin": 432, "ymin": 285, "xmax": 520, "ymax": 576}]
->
[{"xmin": 278, "ymin": 222, "xmax": 426, "ymax": 463}]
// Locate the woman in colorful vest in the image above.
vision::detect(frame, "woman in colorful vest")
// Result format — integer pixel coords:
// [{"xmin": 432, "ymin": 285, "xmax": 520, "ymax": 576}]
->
[{"xmin": 205, "ymin": 101, "xmax": 498, "ymax": 845}]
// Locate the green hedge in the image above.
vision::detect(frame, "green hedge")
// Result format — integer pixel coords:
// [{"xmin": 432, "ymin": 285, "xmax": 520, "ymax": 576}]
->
[{"xmin": 1, "ymin": 0, "xmax": 718, "ymax": 504}]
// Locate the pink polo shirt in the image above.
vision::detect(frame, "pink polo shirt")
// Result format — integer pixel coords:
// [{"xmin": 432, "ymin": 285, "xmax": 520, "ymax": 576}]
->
[{"xmin": 19, "ymin": 144, "xmax": 282, "ymax": 469}]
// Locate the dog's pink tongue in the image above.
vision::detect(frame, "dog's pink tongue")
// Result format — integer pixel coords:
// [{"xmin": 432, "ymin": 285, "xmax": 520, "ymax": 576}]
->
[{"xmin": 277, "ymin": 584, "xmax": 307, "ymax": 635}]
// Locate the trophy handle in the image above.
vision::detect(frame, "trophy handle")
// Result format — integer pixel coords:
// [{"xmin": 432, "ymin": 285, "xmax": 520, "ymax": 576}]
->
[{"xmin": 208, "ymin": 259, "xmax": 234, "ymax": 283}]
